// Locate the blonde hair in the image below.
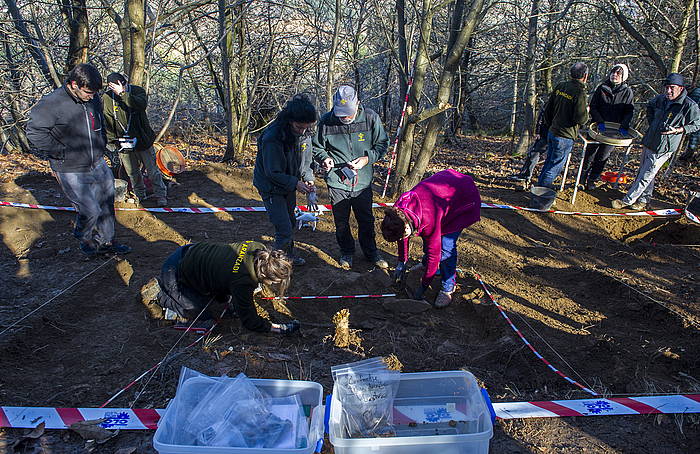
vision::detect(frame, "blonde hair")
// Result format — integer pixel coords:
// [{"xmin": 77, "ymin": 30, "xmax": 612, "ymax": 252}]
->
[{"xmin": 254, "ymin": 248, "xmax": 292, "ymax": 297}]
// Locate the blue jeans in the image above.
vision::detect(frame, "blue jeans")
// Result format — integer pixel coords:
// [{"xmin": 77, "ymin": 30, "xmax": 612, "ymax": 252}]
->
[
  {"xmin": 422, "ymin": 230, "xmax": 462, "ymax": 292},
  {"xmin": 54, "ymin": 160, "xmax": 115, "ymax": 247},
  {"xmin": 538, "ymin": 131, "xmax": 574, "ymax": 188}
]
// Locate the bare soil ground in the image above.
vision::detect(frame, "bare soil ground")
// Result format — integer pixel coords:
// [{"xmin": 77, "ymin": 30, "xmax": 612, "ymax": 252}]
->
[{"xmin": 1, "ymin": 136, "xmax": 699, "ymax": 453}]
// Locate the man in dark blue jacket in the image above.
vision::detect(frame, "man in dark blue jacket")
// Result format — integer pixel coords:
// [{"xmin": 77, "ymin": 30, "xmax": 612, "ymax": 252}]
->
[
  {"xmin": 253, "ymin": 94, "xmax": 317, "ymax": 266},
  {"xmin": 26, "ymin": 64, "xmax": 130, "ymax": 256}
]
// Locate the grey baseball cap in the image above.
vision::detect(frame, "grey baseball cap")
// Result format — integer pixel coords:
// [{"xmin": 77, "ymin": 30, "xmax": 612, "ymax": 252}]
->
[{"xmin": 333, "ymin": 85, "xmax": 359, "ymax": 117}]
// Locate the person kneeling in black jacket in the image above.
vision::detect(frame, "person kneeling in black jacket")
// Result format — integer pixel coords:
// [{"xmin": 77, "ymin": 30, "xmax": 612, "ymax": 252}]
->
[{"xmin": 156, "ymin": 241, "xmax": 300, "ymax": 334}]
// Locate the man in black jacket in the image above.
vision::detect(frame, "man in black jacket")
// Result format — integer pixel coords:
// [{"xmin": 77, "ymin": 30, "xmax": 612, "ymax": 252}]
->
[
  {"xmin": 253, "ymin": 94, "xmax": 317, "ymax": 266},
  {"xmin": 581, "ymin": 64, "xmax": 634, "ymax": 190},
  {"xmin": 26, "ymin": 64, "xmax": 130, "ymax": 256},
  {"xmin": 103, "ymin": 72, "xmax": 167, "ymax": 206}
]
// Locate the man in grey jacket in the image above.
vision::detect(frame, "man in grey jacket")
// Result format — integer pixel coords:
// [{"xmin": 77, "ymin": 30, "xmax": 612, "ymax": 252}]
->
[
  {"xmin": 613, "ymin": 73, "xmax": 700, "ymax": 210},
  {"xmin": 26, "ymin": 64, "xmax": 131, "ymax": 256}
]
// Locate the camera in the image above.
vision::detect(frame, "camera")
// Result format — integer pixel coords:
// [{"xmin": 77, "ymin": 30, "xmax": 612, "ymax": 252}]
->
[
  {"xmin": 117, "ymin": 136, "xmax": 137, "ymax": 150},
  {"xmin": 340, "ymin": 166, "xmax": 358, "ymax": 182}
]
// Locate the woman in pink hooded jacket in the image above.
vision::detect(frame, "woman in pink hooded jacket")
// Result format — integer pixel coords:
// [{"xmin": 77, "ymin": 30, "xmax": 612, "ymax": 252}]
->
[{"xmin": 380, "ymin": 169, "xmax": 481, "ymax": 307}]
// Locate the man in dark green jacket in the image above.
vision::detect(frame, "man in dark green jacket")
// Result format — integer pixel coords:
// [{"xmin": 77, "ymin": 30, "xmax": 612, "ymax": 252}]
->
[
  {"xmin": 312, "ymin": 86, "xmax": 389, "ymax": 269},
  {"xmin": 103, "ymin": 72, "xmax": 167, "ymax": 206},
  {"xmin": 537, "ymin": 62, "xmax": 589, "ymax": 188}
]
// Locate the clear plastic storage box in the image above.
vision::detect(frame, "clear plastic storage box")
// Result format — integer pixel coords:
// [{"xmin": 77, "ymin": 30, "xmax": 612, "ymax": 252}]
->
[
  {"xmin": 153, "ymin": 377, "xmax": 324, "ymax": 454},
  {"xmin": 329, "ymin": 370, "xmax": 493, "ymax": 454}
]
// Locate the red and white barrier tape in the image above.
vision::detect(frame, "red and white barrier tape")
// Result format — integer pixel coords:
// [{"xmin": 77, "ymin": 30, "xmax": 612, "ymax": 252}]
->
[
  {"xmin": 261, "ymin": 293, "xmax": 396, "ymax": 300},
  {"xmin": 494, "ymin": 394, "xmax": 700, "ymax": 419},
  {"xmin": 3, "ymin": 200, "xmax": 695, "ymax": 223},
  {"xmin": 474, "ymin": 272, "xmax": 598, "ymax": 396},
  {"xmin": 3, "ymin": 394, "xmax": 698, "ymax": 429}
]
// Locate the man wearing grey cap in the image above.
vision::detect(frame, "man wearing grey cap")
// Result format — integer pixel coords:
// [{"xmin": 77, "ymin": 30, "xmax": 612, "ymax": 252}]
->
[
  {"xmin": 312, "ymin": 85, "xmax": 389, "ymax": 270},
  {"xmin": 612, "ymin": 73, "xmax": 700, "ymax": 210}
]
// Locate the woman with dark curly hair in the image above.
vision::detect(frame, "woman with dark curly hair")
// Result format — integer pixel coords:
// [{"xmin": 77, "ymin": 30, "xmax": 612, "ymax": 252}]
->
[
  {"xmin": 381, "ymin": 170, "xmax": 481, "ymax": 308},
  {"xmin": 254, "ymin": 94, "xmax": 318, "ymax": 266},
  {"xmin": 155, "ymin": 241, "xmax": 299, "ymax": 334}
]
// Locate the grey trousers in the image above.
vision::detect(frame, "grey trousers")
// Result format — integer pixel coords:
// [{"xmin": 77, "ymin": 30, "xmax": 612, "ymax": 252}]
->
[
  {"xmin": 622, "ymin": 147, "xmax": 673, "ymax": 205},
  {"xmin": 119, "ymin": 146, "xmax": 167, "ymax": 199},
  {"xmin": 54, "ymin": 160, "xmax": 115, "ymax": 247}
]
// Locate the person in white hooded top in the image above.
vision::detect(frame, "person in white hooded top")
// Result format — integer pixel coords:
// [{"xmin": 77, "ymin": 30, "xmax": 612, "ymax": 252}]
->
[{"xmin": 581, "ymin": 63, "xmax": 634, "ymax": 190}]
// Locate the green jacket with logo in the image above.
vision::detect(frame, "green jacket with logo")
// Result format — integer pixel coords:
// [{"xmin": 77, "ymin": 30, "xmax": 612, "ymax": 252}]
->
[
  {"xmin": 102, "ymin": 84, "xmax": 156, "ymax": 152},
  {"xmin": 312, "ymin": 106, "xmax": 389, "ymax": 190},
  {"xmin": 543, "ymin": 79, "xmax": 589, "ymax": 140}
]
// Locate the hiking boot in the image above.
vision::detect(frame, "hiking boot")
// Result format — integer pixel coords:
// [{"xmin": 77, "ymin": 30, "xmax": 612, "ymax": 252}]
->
[
  {"xmin": 174, "ymin": 318, "xmax": 215, "ymax": 335},
  {"xmin": 339, "ymin": 255, "xmax": 353, "ymax": 270},
  {"xmin": 631, "ymin": 201, "xmax": 647, "ymax": 211},
  {"xmin": 506, "ymin": 174, "xmax": 527, "ymax": 182},
  {"xmin": 98, "ymin": 242, "xmax": 132, "ymax": 255},
  {"xmin": 368, "ymin": 254, "xmax": 388, "ymax": 269},
  {"xmin": 270, "ymin": 320, "xmax": 300, "ymax": 335},
  {"xmin": 611, "ymin": 199, "xmax": 627, "ymax": 209},
  {"xmin": 434, "ymin": 290, "xmax": 454, "ymax": 308}
]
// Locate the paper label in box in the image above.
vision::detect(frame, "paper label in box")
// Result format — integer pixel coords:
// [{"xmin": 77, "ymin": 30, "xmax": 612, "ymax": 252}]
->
[{"xmin": 393, "ymin": 404, "xmax": 469, "ymax": 424}]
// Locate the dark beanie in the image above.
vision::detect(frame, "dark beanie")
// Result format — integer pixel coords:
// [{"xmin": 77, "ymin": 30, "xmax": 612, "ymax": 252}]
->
[{"xmin": 665, "ymin": 73, "xmax": 684, "ymax": 86}]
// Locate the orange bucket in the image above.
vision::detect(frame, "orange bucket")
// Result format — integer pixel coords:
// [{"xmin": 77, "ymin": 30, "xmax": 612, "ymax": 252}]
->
[
  {"xmin": 154, "ymin": 143, "xmax": 186, "ymax": 177},
  {"xmin": 601, "ymin": 171, "xmax": 629, "ymax": 184}
]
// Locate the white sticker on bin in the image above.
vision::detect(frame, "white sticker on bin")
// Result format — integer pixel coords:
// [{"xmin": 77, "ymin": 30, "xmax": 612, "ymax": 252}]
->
[{"xmin": 392, "ymin": 404, "xmax": 470, "ymax": 424}]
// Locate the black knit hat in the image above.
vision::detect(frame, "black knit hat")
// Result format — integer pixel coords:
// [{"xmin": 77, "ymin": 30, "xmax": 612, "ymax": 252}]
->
[{"xmin": 665, "ymin": 73, "xmax": 685, "ymax": 86}]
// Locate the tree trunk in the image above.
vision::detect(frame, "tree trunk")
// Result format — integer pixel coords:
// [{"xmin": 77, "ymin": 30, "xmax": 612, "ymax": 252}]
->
[
  {"xmin": 394, "ymin": 0, "xmax": 435, "ymax": 191},
  {"xmin": 670, "ymin": 0, "xmax": 695, "ymax": 74},
  {"xmin": 3, "ymin": 35, "xmax": 31, "ymax": 153},
  {"xmin": 509, "ymin": 58, "xmax": 520, "ymax": 136},
  {"xmin": 127, "ymin": 0, "xmax": 146, "ymax": 85},
  {"xmin": 326, "ymin": 0, "xmax": 341, "ymax": 110},
  {"xmin": 399, "ymin": 0, "xmax": 485, "ymax": 193},
  {"xmin": 514, "ymin": 0, "xmax": 539, "ymax": 157},
  {"xmin": 219, "ymin": 0, "xmax": 236, "ymax": 161},
  {"xmin": 396, "ymin": 0, "xmax": 409, "ymax": 96},
  {"xmin": 3, "ymin": 0, "xmax": 61, "ymax": 87},
  {"xmin": 60, "ymin": 0, "xmax": 89, "ymax": 72},
  {"xmin": 231, "ymin": 6, "xmax": 249, "ymax": 158}
]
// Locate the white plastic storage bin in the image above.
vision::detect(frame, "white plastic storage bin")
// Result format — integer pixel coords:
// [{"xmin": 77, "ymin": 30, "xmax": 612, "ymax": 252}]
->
[
  {"xmin": 329, "ymin": 370, "xmax": 493, "ymax": 454},
  {"xmin": 153, "ymin": 377, "xmax": 324, "ymax": 454}
]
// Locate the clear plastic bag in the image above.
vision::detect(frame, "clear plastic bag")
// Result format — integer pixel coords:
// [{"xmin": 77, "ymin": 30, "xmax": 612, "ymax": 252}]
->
[
  {"xmin": 160, "ymin": 367, "xmax": 308, "ymax": 448},
  {"xmin": 332, "ymin": 357, "xmax": 401, "ymax": 438}
]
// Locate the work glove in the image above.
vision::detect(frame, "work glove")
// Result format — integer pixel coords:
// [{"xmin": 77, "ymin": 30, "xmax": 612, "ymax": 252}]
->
[
  {"xmin": 393, "ymin": 262, "xmax": 406, "ymax": 285},
  {"xmin": 307, "ymin": 191, "xmax": 319, "ymax": 212},
  {"xmin": 597, "ymin": 123, "xmax": 606, "ymax": 133},
  {"xmin": 270, "ymin": 320, "xmax": 301, "ymax": 335},
  {"xmin": 412, "ymin": 283, "xmax": 430, "ymax": 300},
  {"xmin": 619, "ymin": 127, "xmax": 628, "ymax": 137}
]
